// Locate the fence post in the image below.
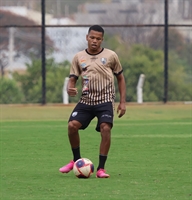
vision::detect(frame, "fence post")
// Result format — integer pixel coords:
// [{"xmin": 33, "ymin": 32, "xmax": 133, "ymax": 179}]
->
[
  {"xmin": 8, "ymin": 27, "xmax": 14, "ymax": 79},
  {"xmin": 41, "ymin": 0, "xmax": 46, "ymax": 105},
  {"xmin": 63, "ymin": 77, "xmax": 69, "ymax": 104},
  {"xmin": 164, "ymin": 0, "xmax": 169, "ymax": 103},
  {"xmin": 137, "ymin": 74, "xmax": 145, "ymax": 104}
]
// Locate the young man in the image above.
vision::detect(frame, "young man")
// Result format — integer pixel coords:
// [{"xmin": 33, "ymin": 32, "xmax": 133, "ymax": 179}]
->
[{"xmin": 59, "ymin": 25, "xmax": 126, "ymax": 178}]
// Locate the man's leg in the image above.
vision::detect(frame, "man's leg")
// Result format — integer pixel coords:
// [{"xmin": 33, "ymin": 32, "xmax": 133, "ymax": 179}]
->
[
  {"xmin": 59, "ymin": 120, "xmax": 82, "ymax": 173},
  {"xmin": 99, "ymin": 122, "xmax": 111, "ymax": 157},
  {"xmin": 96, "ymin": 122, "xmax": 111, "ymax": 178},
  {"xmin": 68, "ymin": 120, "xmax": 82, "ymax": 161}
]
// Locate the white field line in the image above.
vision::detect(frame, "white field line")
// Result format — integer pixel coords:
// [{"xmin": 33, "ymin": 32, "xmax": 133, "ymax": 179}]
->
[
  {"xmin": 115, "ymin": 122, "xmax": 191, "ymax": 126},
  {"xmin": 112, "ymin": 134, "xmax": 192, "ymax": 138}
]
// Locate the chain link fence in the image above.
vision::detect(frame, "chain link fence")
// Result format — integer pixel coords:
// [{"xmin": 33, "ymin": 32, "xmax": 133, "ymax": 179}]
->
[{"xmin": 0, "ymin": 0, "xmax": 191, "ymax": 104}]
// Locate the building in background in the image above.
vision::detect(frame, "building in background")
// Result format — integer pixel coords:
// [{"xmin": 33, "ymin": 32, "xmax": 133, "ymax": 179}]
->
[
  {"xmin": 0, "ymin": 6, "xmax": 53, "ymax": 24},
  {"xmin": 47, "ymin": 18, "xmax": 87, "ymax": 63},
  {"xmin": 74, "ymin": 0, "xmax": 191, "ymax": 40},
  {"xmin": 1, "ymin": 0, "xmax": 191, "ymax": 73}
]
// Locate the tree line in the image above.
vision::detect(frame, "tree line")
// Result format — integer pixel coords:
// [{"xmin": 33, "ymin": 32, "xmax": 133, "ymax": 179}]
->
[
  {"xmin": 0, "ymin": 8, "xmax": 191, "ymax": 104},
  {"xmin": 0, "ymin": 42, "xmax": 191, "ymax": 104}
]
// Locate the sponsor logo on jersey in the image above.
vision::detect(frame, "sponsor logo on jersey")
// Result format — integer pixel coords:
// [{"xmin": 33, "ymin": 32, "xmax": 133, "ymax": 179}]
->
[
  {"xmin": 80, "ymin": 56, "xmax": 86, "ymax": 68},
  {"xmin": 82, "ymin": 76, "xmax": 89, "ymax": 95},
  {"xmin": 91, "ymin": 56, "xmax": 98, "ymax": 61}
]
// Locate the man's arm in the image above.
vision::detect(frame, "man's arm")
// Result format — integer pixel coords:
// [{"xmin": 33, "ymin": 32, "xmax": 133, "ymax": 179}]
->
[
  {"xmin": 116, "ymin": 73, "xmax": 126, "ymax": 118},
  {"xmin": 67, "ymin": 77, "xmax": 78, "ymax": 97}
]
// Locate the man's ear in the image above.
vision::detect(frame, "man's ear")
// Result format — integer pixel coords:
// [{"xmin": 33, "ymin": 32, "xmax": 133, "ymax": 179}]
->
[{"xmin": 86, "ymin": 34, "xmax": 88, "ymax": 41}]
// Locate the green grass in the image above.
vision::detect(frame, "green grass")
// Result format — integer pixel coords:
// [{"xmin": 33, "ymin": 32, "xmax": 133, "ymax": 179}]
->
[{"xmin": 0, "ymin": 104, "xmax": 191, "ymax": 200}]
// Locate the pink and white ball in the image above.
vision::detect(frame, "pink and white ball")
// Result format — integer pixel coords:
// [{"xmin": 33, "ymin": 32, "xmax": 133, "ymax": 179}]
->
[{"xmin": 73, "ymin": 158, "xmax": 94, "ymax": 178}]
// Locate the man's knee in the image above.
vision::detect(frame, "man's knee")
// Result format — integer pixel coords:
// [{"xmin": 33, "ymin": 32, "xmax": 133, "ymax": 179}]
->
[
  {"xmin": 100, "ymin": 123, "xmax": 112, "ymax": 133},
  {"xmin": 68, "ymin": 120, "xmax": 81, "ymax": 133}
]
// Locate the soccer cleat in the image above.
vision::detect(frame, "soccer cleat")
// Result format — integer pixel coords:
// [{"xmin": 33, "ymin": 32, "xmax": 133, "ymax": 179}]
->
[
  {"xmin": 59, "ymin": 160, "xmax": 74, "ymax": 173},
  {"xmin": 96, "ymin": 169, "xmax": 110, "ymax": 178}
]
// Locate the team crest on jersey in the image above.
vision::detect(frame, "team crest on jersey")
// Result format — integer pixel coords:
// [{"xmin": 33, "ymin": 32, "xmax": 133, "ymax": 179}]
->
[{"xmin": 101, "ymin": 58, "xmax": 107, "ymax": 65}]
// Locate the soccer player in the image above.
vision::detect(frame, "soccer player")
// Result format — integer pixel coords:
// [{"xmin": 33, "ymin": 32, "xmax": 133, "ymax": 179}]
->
[{"xmin": 59, "ymin": 25, "xmax": 126, "ymax": 178}]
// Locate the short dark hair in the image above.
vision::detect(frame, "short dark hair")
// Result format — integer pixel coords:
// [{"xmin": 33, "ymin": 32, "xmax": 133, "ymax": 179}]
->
[{"xmin": 88, "ymin": 25, "xmax": 104, "ymax": 36}]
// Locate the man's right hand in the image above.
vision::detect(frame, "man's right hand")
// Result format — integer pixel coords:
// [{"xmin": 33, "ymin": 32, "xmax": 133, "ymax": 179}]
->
[{"xmin": 67, "ymin": 88, "xmax": 78, "ymax": 97}]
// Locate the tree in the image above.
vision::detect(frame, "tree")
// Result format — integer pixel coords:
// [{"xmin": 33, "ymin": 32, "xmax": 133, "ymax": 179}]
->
[
  {"xmin": 148, "ymin": 27, "xmax": 185, "ymax": 53},
  {"xmin": 104, "ymin": 33, "xmax": 191, "ymax": 102},
  {"xmin": 0, "ymin": 10, "xmax": 54, "ymax": 76},
  {"xmin": 122, "ymin": 45, "xmax": 164, "ymax": 102},
  {"xmin": 13, "ymin": 58, "xmax": 70, "ymax": 103},
  {"xmin": 122, "ymin": 44, "xmax": 191, "ymax": 102},
  {"xmin": 0, "ymin": 78, "xmax": 24, "ymax": 104},
  {"xmin": 168, "ymin": 51, "xmax": 192, "ymax": 101},
  {"xmin": 148, "ymin": 27, "xmax": 192, "ymax": 84}
]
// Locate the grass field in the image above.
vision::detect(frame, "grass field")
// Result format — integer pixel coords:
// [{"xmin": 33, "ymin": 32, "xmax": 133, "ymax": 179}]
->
[{"xmin": 0, "ymin": 103, "xmax": 191, "ymax": 200}]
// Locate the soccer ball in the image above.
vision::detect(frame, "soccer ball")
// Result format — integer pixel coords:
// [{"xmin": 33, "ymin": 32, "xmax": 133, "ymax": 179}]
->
[{"xmin": 73, "ymin": 158, "xmax": 94, "ymax": 178}]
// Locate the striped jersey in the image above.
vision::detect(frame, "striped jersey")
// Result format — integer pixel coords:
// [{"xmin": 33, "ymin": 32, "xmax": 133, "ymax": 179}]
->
[{"xmin": 69, "ymin": 48, "xmax": 123, "ymax": 105}]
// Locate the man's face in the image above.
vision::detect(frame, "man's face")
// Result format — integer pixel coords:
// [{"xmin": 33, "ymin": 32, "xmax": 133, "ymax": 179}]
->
[{"xmin": 86, "ymin": 30, "xmax": 103, "ymax": 54}]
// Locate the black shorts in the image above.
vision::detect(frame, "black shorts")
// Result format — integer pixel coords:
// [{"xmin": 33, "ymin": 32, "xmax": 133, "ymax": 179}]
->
[{"xmin": 68, "ymin": 102, "xmax": 114, "ymax": 132}]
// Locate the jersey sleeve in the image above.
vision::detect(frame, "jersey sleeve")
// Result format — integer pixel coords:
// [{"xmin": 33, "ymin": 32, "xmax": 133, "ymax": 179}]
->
[
  {"xmin": 69, "ymin": 54, "xmax": 81, "ymax": 79},
  {"xmin": 111, "ymin": 52, "xmax": 123, "ymax": 76}
]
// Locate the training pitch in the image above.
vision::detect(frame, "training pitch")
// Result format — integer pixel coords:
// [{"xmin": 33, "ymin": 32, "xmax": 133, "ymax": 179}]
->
[{"xmin": 0, "ymin": 103, "xmax": 191, "ymax": 200}]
